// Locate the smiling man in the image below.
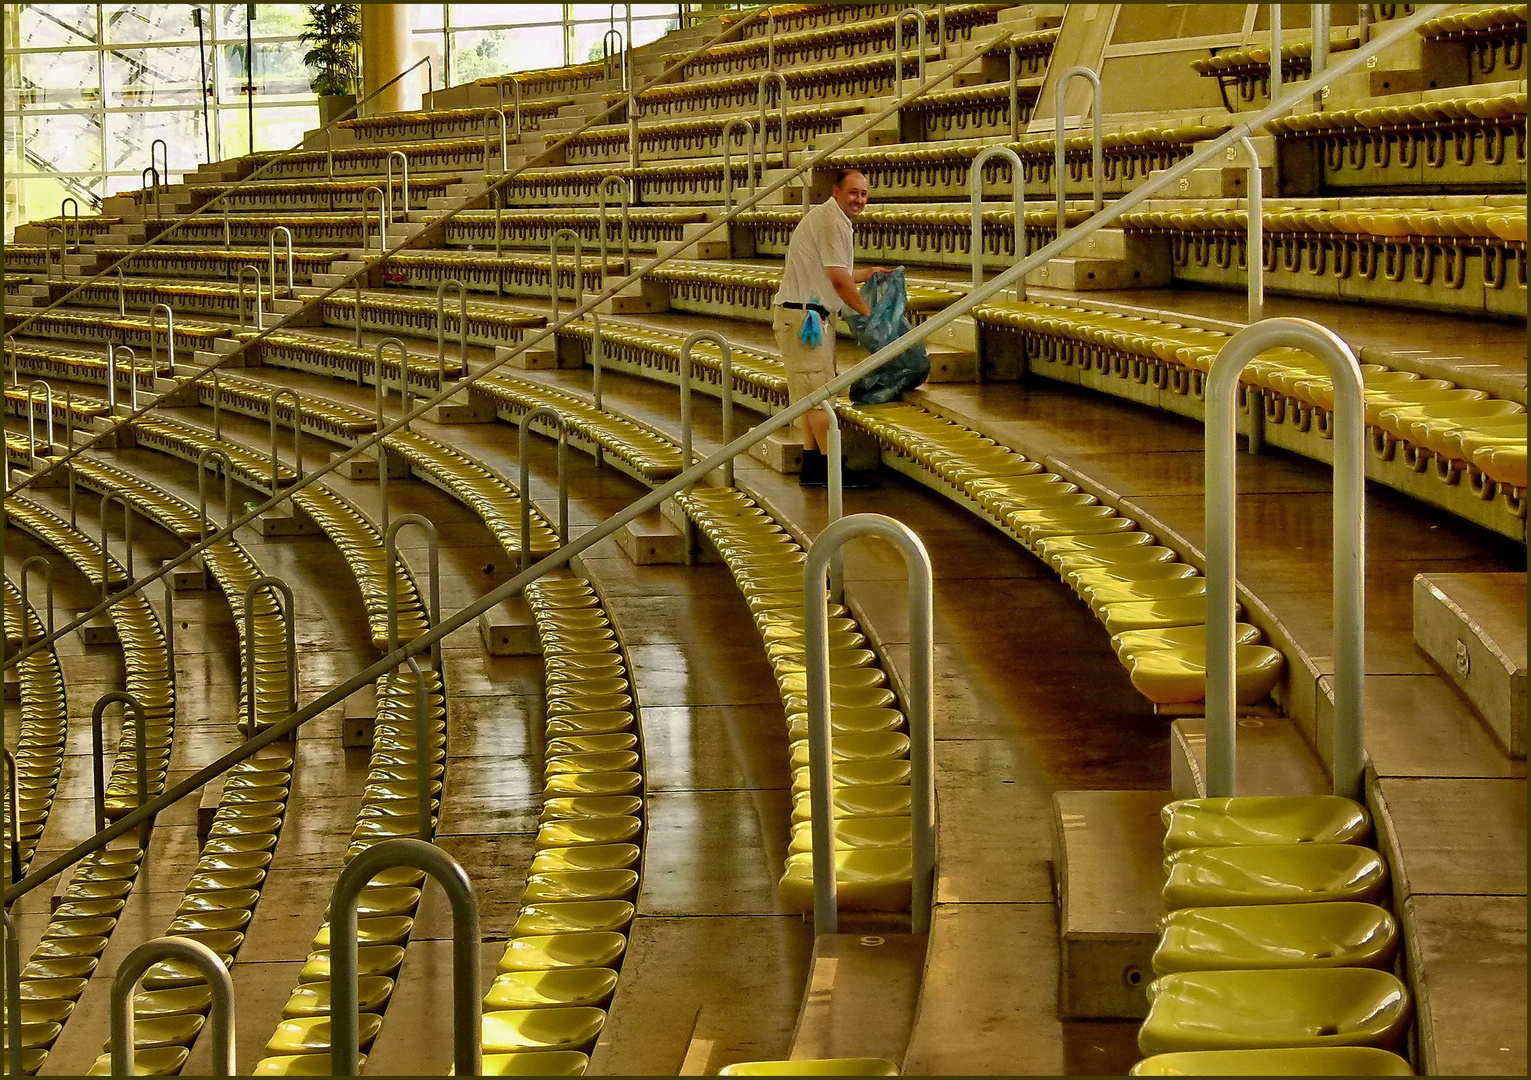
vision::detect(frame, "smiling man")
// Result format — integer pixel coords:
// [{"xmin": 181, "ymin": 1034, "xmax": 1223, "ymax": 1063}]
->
[{"xmin": 771, "ymin": 168, "xmax": 887, "ymax": 487}]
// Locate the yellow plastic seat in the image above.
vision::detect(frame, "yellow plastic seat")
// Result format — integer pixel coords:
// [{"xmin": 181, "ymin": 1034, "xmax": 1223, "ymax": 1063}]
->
[
  {"xmin": 311, "ymin": 916, "xmax": 414, "ymax": 949},
  {"xmin": 165, "ymin": 908, "xmax": 251, "ymax": 934},
  {"xmin": 1138, "ymin": 968, "xmax": 1411, "ymax": 1054},
  {"xmin": 546, "ymin": 733, "xmax": 637, "ymax": 756},
  {"xmin": 529, "ymin": 843, "xmax": 641, "ymax": 874},
  {"xmin": 19, "ymin": 976, "xmax": 88, "ymax": 1001},
  {"xmin": 1154, "ymin": 901, "xmax": 1397, "ymax": 975},
  {"xmin": 785, "ymin": 706, "xmax": 905, "ymax": 740},
  {"xmin": 282, "ymin": 976, "xmax": 394, "ymax": 1017},
  {"xmin": 177, "ymin": 889, "xmax": 260, "ymax": 914},
  {"xmin": 791, "ymin": 785, "xmax": 912, "ymax": 824},
  {"xmin": 547, "ymin": 711, "xmax": 636, "ymax": 736},
  {"xmin": 253, "ymin": 1052, "xmax": 367, "ymax": 1076},
  {"xmin": 510, "ymin": 900, "xmax": 634, "ymax": 936},
  {"xmin": 779, "ymin": 848, "xmax": 912, "ymax": 913},
  {"xmin": 265, "ymin": 1012, "xmax": 384, "ymax": 1054},
  {"xmin": 24, "ymin": 956, "xmax": 99, "ymax": 980},
  {"xmin": 480, "ymin": 1006, "xmax": 606, "ymax": 1053},
  {"xmin": 788, "ymin": 732, "xmax": 911, "ymax": 768},
  {"xmin": 719, "ymin": 1060, "xmax": 898, "ymax": 1076},
  {"xmin": 86, "ymin": 1045, "xmax": 189, "ymax": 1075},
  {"xmin": 545, "ymin": 750, "xmax": 641, "ymax": 775},
  {"xmin": 1100, "ymin": 597, "xmax": 1225, "ymax": 635},
  {"xmin": 1067, "ymin": 561, "xmax": 1199, "ymax": 593},
  {"xmin": 1162, "ymin": 796, "xmax": 1370, "ymax": 851},
  {"xmin": 1130, "ymin": 1046, "xmax": 1414, "ymax": 1075},
  {"xmin": 789, "ymin": 816, "xmax": 912, "ymax": 855},
  {"xmin": 479, "ymin": 1050, "xmax": 590, "ymax": 1076},
  {"xmin": 485, "ymin": 968, "xmax": 619, "ymax": 1010},
  {"xmin": 541, "ymin": 795, "xmax": 645, "ymax": 821},
  {"xmin": 129, "ymin": 985, "xmax": 213, "ymax": 1018},
  {"xmin": 1112, "ymin": 623, "xmax": 1262, "ymax": 658},
  {"xmin": 1083, "ymin": 577, "xmax": 1207, "ymax": 614},
  {"xmin": 1163, "ymin": 844, "xmax": 1388, "ymax": 909},
  {"xmin": 18, "ymin": 999, "xmax": 73, "ymax": 1025},
  {"xmin": 102, "ymin": 1012, "xmax": 204, "ymax": 1050},
  {"xmin": 1126, "ymin": 645, "xmax": 1285, "ymax": 705},
  {"xmin": 495, "ymin": 932, "xmax": 628, "ymax": 973},
  {"xmin": 790, "ymin": 760, "xmax": 912, "ymax": 794},
  {"xmin": 140, "ymin": 953, "xmax": 234, "ymax": 991},
  {"xmin": 542, "ymin": 772, "xmax": 644, "ymax": 798},
  {"xmin": 523, "ymin": 869, "xmax": 639, "ymax": 903},
  {"xmin": 296, "ymin": 945, "xmax": 406, "ymax": 983}
]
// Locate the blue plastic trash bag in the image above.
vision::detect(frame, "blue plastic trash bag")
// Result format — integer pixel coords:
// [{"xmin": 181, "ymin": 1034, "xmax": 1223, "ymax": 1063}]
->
[
  {"xmin": 798, "ymin": 306, "xmax": 824, "ymax": 348},
  {"xmin": 843, "ymin": 267, "xmax": 929, "ymax": 405}
]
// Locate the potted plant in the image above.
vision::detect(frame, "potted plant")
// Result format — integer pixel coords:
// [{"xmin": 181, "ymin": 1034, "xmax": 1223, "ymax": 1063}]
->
[{"xmin": 300, "ymin": 3, "xmax": 362, "ymax": 127}]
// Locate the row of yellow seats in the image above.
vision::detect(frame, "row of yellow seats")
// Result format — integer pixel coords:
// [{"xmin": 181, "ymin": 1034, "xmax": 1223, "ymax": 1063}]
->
[
  {"xmin": 383, "ymin": 250, "xmax": 629, "ymax": 278},
  {"xmin": 1119, "ymin": 206, "xmax": 1528, "ymax": 242},
  {"xmin": 1190, "ymin": 34, "xmax": 1359, "ymax": 73},
  {"xmin": 91, "ymin": 243, "xmax": 347, "ymax": 268},
  {"xmin": 840, "ymin": 402, "xmax": 1285, "ymax": 707},
  {"xmin": 471, "ymin": 575, "xmax": 646, "ymax": 1076},
  {"xmin": 622, "ymin": 46, "xmax": 946, "ymax": 109},
  {"xmin": 1266, "ymin": 91, "xmax": 1528, "ymax": 133},
  {"xmin": 1133, "ymin": 795, "xmax": 1412, "ymax": 1076},
  {"xmin": 186, "ymin": 175, "xmax": 460, "ymax": 199},
  {"xmin": 821, "ymin": 124, "xmax": 1231, "ymax": 171},
  {"xmin": 570, "ymin": 101, "xmax": 867, "ymax": 144},
  {"xmin": 253, "ymin": 668, "xmax": 445, "ymax": 1075},
  {"xmin": 704, "ymin": 2, "xmax": 1002, "ymax": 65},
  {"xmin": 1419, "ymin": 3, "xmax": 1527, "ymax": 39},
  {"xmin": 244, "ymin": 136, "xmax": 499, "ymax": 168},
  {"xmin": 205, "ymin": 371, "xmax": 377, "ymax": 441},
  {"xmin": 562, "ymin": 317, "xmax": 789, "ymax": 402},
  {"xmin": 3, "ymin": 384, "xmax": 111, "ymax": 425},
  {"xmin": 338, "ymin": 101, "xmax": 569, "ymax": 135},
  {"xmin": 477, "ymin": 374, "xmax": 685, "ymax": 483},
  {"xmin": 646, "ymin": 260, "xmax": 962, "ymax": 314},
  {"xmin": 237, "ymin": 329, "xmax": 468, "ymax": 384},
  {"xmin": 26, "ymin": 308, "xmax": 230, "ymax": 345},
  {"xmin": 2, "ymin": 583, "xmax": 65, "ymax": 876},
  {"xmin": 675, "ymin": 486, "xmax": 916, "ymax": 915},
  {"xmin": 969, "ymin": 299, "xmax": 1528, "ymax": 491}
]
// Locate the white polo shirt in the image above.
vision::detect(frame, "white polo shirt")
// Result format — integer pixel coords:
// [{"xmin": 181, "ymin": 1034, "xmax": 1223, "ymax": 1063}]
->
[{"xmin": 772, "ymin": 197, "xmax": 854, "ymax": 310}]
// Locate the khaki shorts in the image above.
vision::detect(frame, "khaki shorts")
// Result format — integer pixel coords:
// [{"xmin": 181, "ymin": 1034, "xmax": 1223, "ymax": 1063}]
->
[{"xmin": 772, "ymin": 306, "xmax": 837, "ymax": 404}]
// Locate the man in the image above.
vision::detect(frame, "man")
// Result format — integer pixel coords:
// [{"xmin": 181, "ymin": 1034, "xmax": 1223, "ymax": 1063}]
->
[{"xmin": 771, "ymin": 167, "xmax": 887, "ymax": 487}]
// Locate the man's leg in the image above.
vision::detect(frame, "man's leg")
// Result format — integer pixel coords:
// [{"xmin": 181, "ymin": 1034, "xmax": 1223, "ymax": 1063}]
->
[{"xmin": 800, "ymin": 407, "xmax": 831, "ymax": 452}]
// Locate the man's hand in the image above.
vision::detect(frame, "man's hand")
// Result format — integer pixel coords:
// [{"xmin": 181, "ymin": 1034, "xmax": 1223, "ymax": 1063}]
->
[{"xmin": 854, "ymin": 266, "xmax": 891, "ymax": 284}]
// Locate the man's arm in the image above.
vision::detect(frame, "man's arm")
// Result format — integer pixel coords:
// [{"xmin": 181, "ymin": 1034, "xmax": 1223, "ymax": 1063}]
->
[
  {"xmin": 828, "ymin": 266, "xmax": 872, "ymax": 317},
  {"xmin": 852, "ymin": 266, "xmax": 889, "ymax": 284}
]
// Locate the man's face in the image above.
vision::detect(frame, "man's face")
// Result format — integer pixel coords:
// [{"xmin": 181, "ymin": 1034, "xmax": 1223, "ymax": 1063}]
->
[{"xmin": 833, "ymin": 172, "xmax": 870, "ymax": 218}]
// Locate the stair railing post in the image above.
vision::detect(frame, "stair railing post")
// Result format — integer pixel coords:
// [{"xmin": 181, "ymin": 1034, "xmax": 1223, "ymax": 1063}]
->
[
  {"xmin": 329, "ymin": 838, "xmax": 480, "ymax": 1077},
  {"xmin": 196, "ymin": 446, "xmax": 234, "ymax": 542},
  {"xmin": 1270, "ymin": 3, "xmax": 1283, "ymax": 100},
  {"xmin": 91, "ymin": 691, "xmax": 150, "ymax": 848},
  {"xmin": 148, "ymin": 302, "xmax": 176, "ymax": 377},
  {"xmin": 598, "ymin": 175, "xmax": 632, "ymax": 277},
  {"xmin": 1, "ymin": 761, "xmax": 20, "ymax": 887},
  {"xmin": 112, "ymin": 937, "xmax": 235, "ymax": 1076},
  {"xmin": 603, "ymin": 28, "xmax": 626, "ymax": 88},
  {"xmin": 803, "ymin": 514, "xmax": 934, "ymax": 934},
  {"xmin": 1310, "ymin": 3, "xmax": 1332, "ymax": 110},
  {"xmin": 436, "ymin": 278, "xmax": 469, "ymax": 381},
  {"xmin": 115, "ymin": 265, "xmax": 127, "ymax": 316},
  {"xmin": 268, "ymin": 387, "xmax": 303, "ymax": 490},
  {"xmin": 373, "ymin": 338, "xmax": 411, "ymax": 535},
  {"xmin": 117, "ymin": 344, "xmax": 141, "ymax": 411},
  {"xmin": 43, "ymin": 226, "xmax": 64, "ymax": 283},
  {"xmin": 1236, "ymin": 135, "xmax": 1265, "ymax": 325},
  {"xmin": 969, "ymin": 145, "xmax": 1027, "ymax": 320},
  {"xmin": 680, "ymin": 330, "xmax": 734, "ymax": 488},
  {"xmin": 1009, "ymin": 44, "xmax": 1021, "ymax": 140},
  {"xmin": 105, "ymin": 342, "xmax": 119, "ymax": 412},
  {"xmin": 518, "ymin": 406, "xmax": 570, "ymax": 570},
  {"xmin": 242, "ymin": 576, "xmax": 296, "ymax": 736},
  {"xmin": 24, "ymin": 379, "xmax": 54, "ymax": 455},
  {"xmin": 385, "ymin": 514, "xmax": 440, "ymax": 665},
  {"xmin": 3, "ymin": 912, "xmax": 19, "ymax": 1077},
  {"xmin": 549, "ymin": 229, "xmax": 584, "ymax": 325},
  {"xmin": 19, "ymin": 555, "xmax": 55, "ymax": 644},
  {"xmin": 99, "ymin": 492, "xmax": 134, "ymax": 597},
  {"xmin": 149, "ymin": 137, "xmax": 169, "ymax": 208},
  {"xmin": 60, "ymin": 196, "xmax": 80, "ymax": 253},
  {"xmin": 267, "ymin": 225, "xmax": 295, "ymax": 297},
  {"xmin": 236, "ymin": 265, "xmax": 264, "ymax": 331},
  {"xmin": 1053, "ymin": 65, "xmax": 1104, "ymax": 229},
  {"xmin": 721, "ymin": 117, "xmax": 758, "ymax": 213},
  {"xmin": 483, "ymin": 108, "xmax": 508, "ymax": 179},
  {"xmin": 362, "ymin": 185, "xmax": 386, "ymax": 255},
  {"xmin": 757, "ymin": 70, "xmax": 790, "ymax": 163},
  {"xmin": 894, "ymin": 8, "xmax": 929, "ymax": 100},
  {"xmin": 385, "ymin": 151, "xmax": 410, "ymax": 239},
  {"xmin": 403, "ymin": 654, "xmax": 433, "ymax": 838},
  {"xmin": 822, "ymin": 402, "xmax": 844, "ymax": 603},
  {"xmin": 1203, "ymin": 318, "xmax": 1366, "ymax": 799}
]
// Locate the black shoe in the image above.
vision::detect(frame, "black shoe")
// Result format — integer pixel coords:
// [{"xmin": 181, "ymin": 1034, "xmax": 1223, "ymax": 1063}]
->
[
  {"xmin": 840, "ymin": 465, "xmax": 879, "ymax": 490},
  {"xmin": 799, "ymin": 448, "xmax": 827, "ymax": 487}
]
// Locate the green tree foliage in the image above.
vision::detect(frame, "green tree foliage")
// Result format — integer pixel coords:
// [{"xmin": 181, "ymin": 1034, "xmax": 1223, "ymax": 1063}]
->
[{"xmin": 299, "ymin": 3, "xmax": 361, "ymax": 97}]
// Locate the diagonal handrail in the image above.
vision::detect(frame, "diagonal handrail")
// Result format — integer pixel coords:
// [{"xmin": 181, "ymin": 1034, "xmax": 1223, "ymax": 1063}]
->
[
  {"xmin": 2, "ymin": 4, "xmax": 1453, "ymax": 904},
  {"xmin": 2, "ymin": 13, "xmax": 1007, "ymax": 664}
]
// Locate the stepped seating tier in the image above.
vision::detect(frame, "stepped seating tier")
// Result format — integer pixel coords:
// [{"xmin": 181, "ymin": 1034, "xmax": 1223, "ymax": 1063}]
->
[
  {"xmin": 490, "ymin": 157, "xmax": 789, "ymax": 208},
  {"xmin": 556, "ymin": 104, "xmax": 869, "ymax": 167},
  {"xmin": 2, "ymin": 581, "xmax": 68, "ymax": 878},
  {"xmin": 4, "ymin": 308, "xmax": 231, "ymax": 355},
  {"xmin": 336, "ymin": 101, "xmax": 569, "ymax": 143},
  {"xmin": 234, "ymin": 329, "xmax": 466, "ymax": 390},
  {"xmin": 426, "ymin": 207, "xmax": 711, "ymax": 256},
  {"xmin": 312, "ymin": 291, "xmax": 546, "ymax": 351},
  {"xmin": 241, "ymin": 138, "xmax": 511, "ymax": 181},
  {"xmin": 85, "ymin": 246, "xmax": 347, "ymax": 285},
  {"xmin": 46, "ymin": 278, "xmax": 295, "ymax": 322},
  {"xmin": 183, "ymin": 177, "xmax": 459, "ymax": 213},
  {"xmin": 139, "ymin": 214, "xmax": 372, "ymax": 248}
]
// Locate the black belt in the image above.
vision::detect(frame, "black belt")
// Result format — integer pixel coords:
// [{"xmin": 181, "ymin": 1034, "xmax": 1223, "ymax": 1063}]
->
[{"xmin": 780, "ymin": 301, "xmax": 831, "ymax": 317}]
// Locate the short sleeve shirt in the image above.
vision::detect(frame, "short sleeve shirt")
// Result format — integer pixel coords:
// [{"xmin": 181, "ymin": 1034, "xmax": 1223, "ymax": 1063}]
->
[{"xmin": 771, "ymin": 197, "xmax": 854, "ymax": 309}]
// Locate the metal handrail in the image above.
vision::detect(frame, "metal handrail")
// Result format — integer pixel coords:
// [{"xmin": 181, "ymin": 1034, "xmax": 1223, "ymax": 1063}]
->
[
  {"xmin": 679, "ymin": 330, "xmax": 735, "ymax": 489},
  {"xmin": 115, "ymin": 264, "xmax": 127, "ymax": 316},
  {"xmin": 236, "ymin": 265, "xmax": 264, "ymax": 330},
  {"xmin": 43, "ymin": 226, "xmax": 64, "ymax": 283},
  {"xmin": 99, "ymin": 492, "xmax": 135, "ymax": 596},
  {"xmin": 803, "ymin": 513, "xmax": 934, "ymax": 934},
  {"xmin": 721, "ymin": 117, "xmax": 759, "ymax": 213},
  {"xmin": 160, "ymin": 573, "xmax": 176, "ymax": 667},
  {"xmin": 436, "ymin": 278, "xmax": 469, "ymax": 381},
  {"xmin": 894, "ymin": 8, "xmax": 929, "ymax": 100},
  {"xmin": 362, "ymin": 185, "xmax": 387, "ymax": 254},
  {"xmin": 757, "ymin": 71, "xmax": 790, "ymax": 161},
  {"xmin": 2, "ymin": 8, "xmax": 1448, "ymax": 906},
  {"xmin": 91, "ymin": 691, "xmax": 151, "ymax": 847},
  {"xmin": 196, "ymin": 446, "xmax": 235, "ymax": 541},
  {"xmin": 603, "ymin": 28, "xmax": 627, "ymax": 91},
  {"xmin": 385, "ymin": 514, "xmax": 440, "ymax": 661},
  {"xmin": 597, "ymin": 176, "xmax": 632, "ymax": 276},
  {"xmin": 404, "ymin": 655, "xmax": 434, "ymax": 839},
  {"xmin": 549, "ymin": 228, "xmax": 584, "ymax": 324},
  {"xmin": 1311, "ymin": 3, "xmax": 1332, "ymax": 109},
  {"xmin": 19, "ymin": 555, "xmax": 54, "ymax": 643},
  {"xmin": 5, "ymin": 911, "xmax": 22, "ymax": 1076},
  {"xmin": 111, "ymin": 937, "xmax": 235, "ymax": 1076},
  {"xmin": 1235, "ymin": 135, "xmax": 1265, "ymax": 324},
  {"xmin": 968, "ymin": 145, "xmax": 1026, "ymax": 312},
  {"xmin": 1053, "ymin": 65, "xmax": 1104, "ymax": 227},
  {"xmin": 141, "ymin": 166, "xmax": 162, "ymax": 221},
  {"xmin": 329, "ymin": 838, "xmax": 480, "ymax": 1076},
  {"xmin": 148, "ymin": 302, "xmax": 175, "ymax": 376},
  {"xmin": 1204, "ymin": 318, "xmax": 1366, "ymax": 800},
  {"xmin": 519, "ymin": 406, "xmax": 570, "ymax": 570},
  {"xmin": 149, "ymin": 137, "xmax": 169, "ymax": 203},
  {"xmin": 25, "ymin": 379, "xmax": 54, "ymax": 454},
  {"xmin": 59, "ymin": 196, "xmax": 80, "ymax": 253},
  {"xmin": 484, "ymin": 107, "xmax": 509, "ymax": 178},
  {"xmin": 1270, "ymin": 4, "xmax": 1284, "ymax": 100},
  {"xmin": 268, "ymin": 386, "xmax": 303, "ymax": 491},
  {"xmin": 822, "ymin": 401, "xmax": 845, "ymax": 604},
  {"xmin": 268, "ymin": 224, "xmax": 295, "ymax": 296},
  {"xmin": 2, "ymin": 750, "xmax": 21, "ymax": 884},
  {"xmin": 242, "ymin": 576, "xmax": 296, "ymax": 735},
  {"xmin": 373, "ymin": 337, "xmax": 411, "ymax": 534},
  {"xmin": 385, "ymin": 150, "xmax": 411, "ymax": 242}
]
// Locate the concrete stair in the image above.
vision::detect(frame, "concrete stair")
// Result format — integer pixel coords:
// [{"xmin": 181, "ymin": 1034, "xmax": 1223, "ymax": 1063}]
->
[
  {"xmin": 787, "ymin": 933, "xmax": 926, "ymax": 1067},
  {"xmin": 1413, "ymin": 573, "xmax": 1526, "ymax": 758}
]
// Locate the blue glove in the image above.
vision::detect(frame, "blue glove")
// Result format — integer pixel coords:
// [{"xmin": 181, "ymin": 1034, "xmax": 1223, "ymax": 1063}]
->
[{"xmin": 798, "ymin": 308, "xmax": 823, "ymax": 348}]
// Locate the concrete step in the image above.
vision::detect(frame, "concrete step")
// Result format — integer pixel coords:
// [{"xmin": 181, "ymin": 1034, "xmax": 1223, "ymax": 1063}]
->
[
  {"xmin": 1026, "ymin": 253, "xmax": 1171, "ymax": 292},
  {"xmin": 616, "ymin": 508, "xmax": 688, "ymax": 565},
  {"xmin": 478, "ymin": 596, "xmax": 539, "ymax": 656},
  {"xmin": 1051, "ymin": 788, "xmax": 1170, "ymax": 1020},
  {"xmin": 1169, "ymin": 715, "xmax": 1328, "ymax": 799},
  {"xmin": 1413, "ymin": 572, "xmax": 1526, "ymax": 758},
  {"xmin": 787, "ymin": 933, "xmax": 925, "ymax": 1066}
]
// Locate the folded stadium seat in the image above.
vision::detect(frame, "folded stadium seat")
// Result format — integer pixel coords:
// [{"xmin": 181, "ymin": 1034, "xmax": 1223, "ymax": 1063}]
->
[
  {"xmin": 265, "ymin": 1013, "xmax": 385, "ymax": 1057},
  {"xmin": 779, "ymin": 847, "xmax": 914, "ymax": 912},
  {"xmin": 1162, "ymin": 795, "xmax": 1371, "ymax": 850},
  {"xmin": 1163, "ymin": 844, "xmax": 1389, "ymax": 909},
  {"xmin": 281, "ymin": 977, "xmax": 394, "ymax": 1018},
  {"xmin": 529, "ymin": 844, "xmax": 640, "ymax": 875},
  {"xmin": 788, "ymin": 816, "xmax": 913, "ymax": 855},
  {"xmin": 496, "ymin": 932, "xmax": 629, "ymax": 973},
  {"xmin": 479, "ymin": 1049, "xmax": 592, "ymax": 1076},
  {"xmin": 1099, "ymin": 596, "xmax": 1227, "ymax": 636},
  {"xmin": 1122, "ymin": 644, "xmax": 1285, "ymax": 705},
  {"xmin": 1475, "ymin": 442, "xmax": 1528, "ymax": 488},
  {"xmin": 787, "ymin": 732, "xmax": 911, "ymax": 768},
  {"xmin": 1138, "ymin": 967, "xmax": 1411, "ymax": 1055},
  {"xmin": 719, "ymin": 1060, "xmax": 899, "ymax": 1076},
  {"xmin": 1151, "ymin": 901, "xmax": 1398, "ymax": 975},
  {"xmin": 1132, "ymin": 1046, "xmax": 1413, "ymax": 1076},
  {"xmin": 85, "ymin": 1045, "xmax": 190, "ymax": 1075},
  {"xmin": 484, "ymin": 968, "xmax": 620, "ymax": 1012},
  {"xmin": 790, "ymin": 786, "xmax": 912, "ymax": 825}
]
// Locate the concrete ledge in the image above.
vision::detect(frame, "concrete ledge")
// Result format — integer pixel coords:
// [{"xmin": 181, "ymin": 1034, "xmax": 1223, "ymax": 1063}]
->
[{"xmin": 1413, "ymin": 573, "xmax": 1526, "ymax": 759}]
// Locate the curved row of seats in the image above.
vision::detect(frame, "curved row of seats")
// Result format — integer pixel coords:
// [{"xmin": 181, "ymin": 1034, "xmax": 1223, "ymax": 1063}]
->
[
  {"xmin": 1132, "ymin": 796, "xmax": 1412, "ymax": 1075},
  {"xmin": 1190, "ymin": 32, "xmax": 1361, "ymax": 76},
  {"xmin": 233, "ymin": 329, "xmax": 468, "ymax": 388},
  {"xmin": 470, "ymin": 574, "xmax": 647, "ymax": 1075},
  {"xmin": 4, "ymin": 496, "xmax": 175, "ymax": 1074},
  {"xmin": 970, "ymin": 298, "xmax": 1528, "ymax": 524},
  {"xmin": 337, "ymin": 101, "xmax": 569, "ymax": 144},
  {"xmin": 674, "ymin": 487, "xmax": 915, "ymax": 914},
  {"xmin": 2, "ymin": 580, "xmax": 66, "ymax": 880},
  {"xmin": 252, "ymin": 665, "xmax": 446, "ymax": 1075},
  {"xmin": 558, "ymin": 102, "xmax": 869, "ymax": 166},
  {"xmin": 182, "ymin": 177, "xmax": 457, "ymax": 214}
]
